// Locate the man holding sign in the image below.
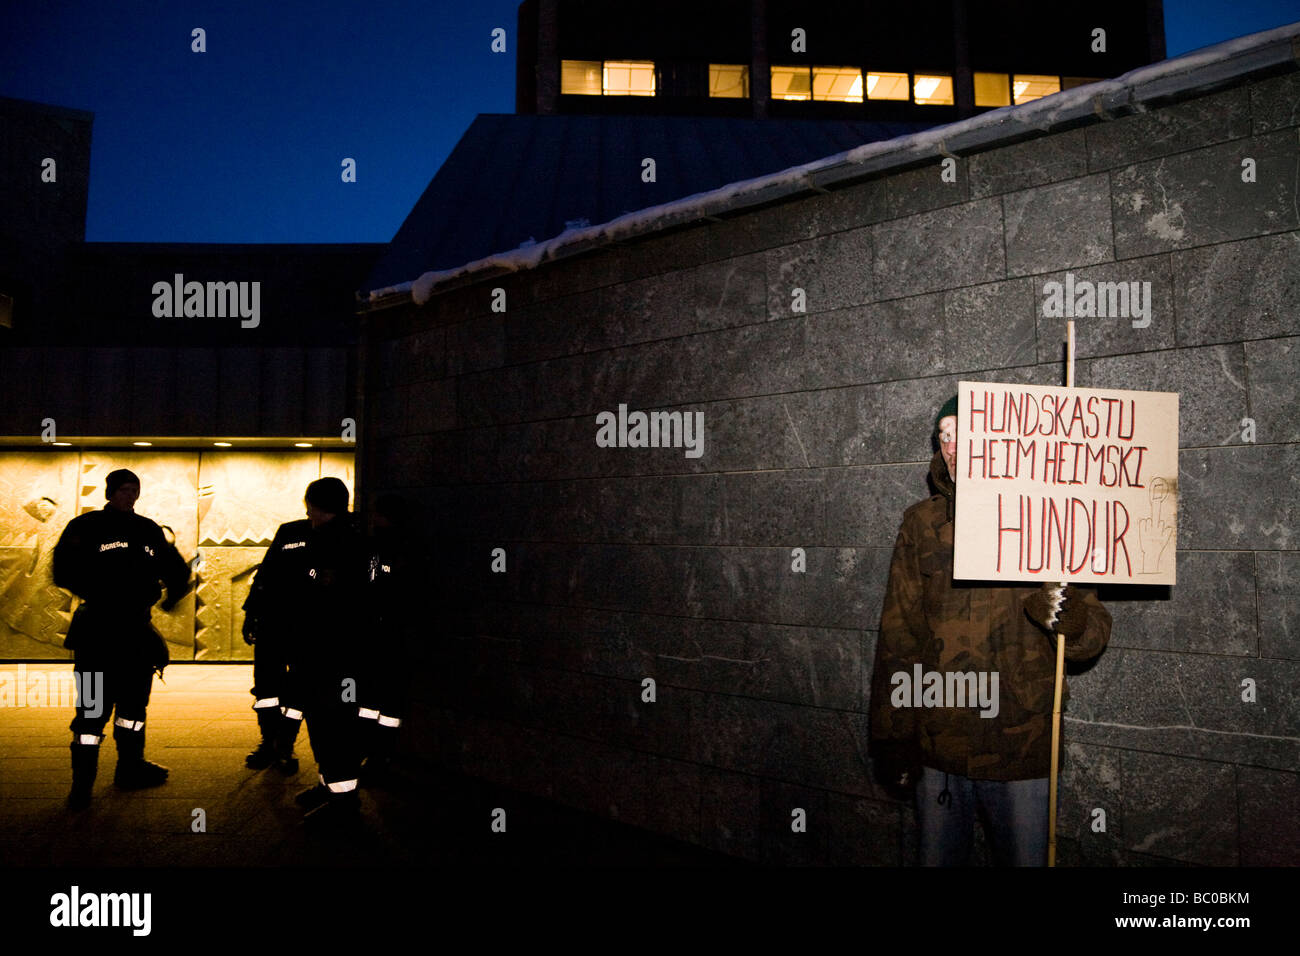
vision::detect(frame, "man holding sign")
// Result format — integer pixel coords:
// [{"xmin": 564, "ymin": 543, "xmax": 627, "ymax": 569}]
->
[{"xmin": 869, "ymin": 395, "xmax": 1113, "ymax": 866}]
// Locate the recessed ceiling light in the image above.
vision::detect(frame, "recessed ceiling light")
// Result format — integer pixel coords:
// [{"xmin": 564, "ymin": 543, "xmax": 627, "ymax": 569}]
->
[
  {"xmin": 294, "ymin": 442, "xmax": 313, "ymax": 448},
  {"xmin": 213, "ymin": 441, "xmax": 232, "ymax": 447},
  {"xmin": 52, "ymin": 441, "xmax": 72, "ymax": 446},
  {"xmin": 133, "ymin": 441, "xmax": 152, "ymax": 447}
]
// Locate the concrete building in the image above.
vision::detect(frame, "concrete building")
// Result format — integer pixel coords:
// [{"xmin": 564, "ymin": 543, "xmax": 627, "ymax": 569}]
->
[
  {"xmin": 517, "ymin": 0, "xmax": 1165, "ymax": 120},
  {"xmin": 368, "ymin": 1, "xmax": 1167, "ymax": 295}
]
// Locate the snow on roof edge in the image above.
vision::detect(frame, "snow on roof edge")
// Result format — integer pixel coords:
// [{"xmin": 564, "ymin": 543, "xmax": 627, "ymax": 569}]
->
[{"xmin": 367, "ymin": 21, "xmax": 1300, "ymax": 309}]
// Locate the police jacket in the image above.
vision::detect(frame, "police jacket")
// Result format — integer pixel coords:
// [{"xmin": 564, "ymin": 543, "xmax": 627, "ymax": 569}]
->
[
  {"xmin": 245, "ymin": 514, "xmax": 366, "ymax": 655},
  {"xmin": 244, "ymin": 518, "xmax": 313, "ymax": 635},
  {"xmin": 52, "ymin": 505, "xmax": 190, "ymax": 648},
  {"xmin": 869, "ymin": 451, "xmax": 1111, "ymax": 781}
]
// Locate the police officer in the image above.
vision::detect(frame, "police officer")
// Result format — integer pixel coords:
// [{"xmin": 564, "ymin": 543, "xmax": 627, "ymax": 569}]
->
[
  {"xmin": 253, "ymin": 477, "xmax": 367, "ymax": 823},
  {"xmin": 356, "ymin": 493, "xmax": 416, "ymax": 784},
  {"xmin": 53, "ymin": 469, "xmax": 191, "ymax": 810},
  {"xmin": 240, "ymin": 509, "xmax": 312, "ymax": 775}
]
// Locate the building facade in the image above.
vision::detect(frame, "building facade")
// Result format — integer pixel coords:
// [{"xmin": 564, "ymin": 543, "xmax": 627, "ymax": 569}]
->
[{"xmin": 517, "ymin": 0, "xmax": 1165, "ymax": 121}]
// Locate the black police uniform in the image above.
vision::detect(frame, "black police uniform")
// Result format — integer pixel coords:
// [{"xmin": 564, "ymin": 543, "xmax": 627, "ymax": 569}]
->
[
  {"xmin": 357, "ymin": 524, "xmax": 414, "ymax": 774},
  {"xmin": 293, "ymin": 512, "xmax": 368, "ymax": 812},
  {"xmin": 241, "ymin": 519, "xmax": 314, "ymax": 771},
  {"xmin": 248, "ymin": 511, "xmax": 367, "ymax": 813},
  {"xmin": 52, "ymin": 504, "xmax": 190, "ymax": 804}
]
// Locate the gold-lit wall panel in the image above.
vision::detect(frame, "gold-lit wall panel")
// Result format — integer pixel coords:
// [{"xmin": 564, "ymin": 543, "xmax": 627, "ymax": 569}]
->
[
  {"xmin": 193, "ymin": 546, "xmax": 262, "ymax": 661},
  {"xmin": 319, "ymin": 452, "xmax": 355, "ymax": 493},
  {"xmin": 0, "ymin": 452, "xmax": 80, "ymax": 657},
  {"xmin": 0, "ymin": 449, "xmax": 355, "ymax": 661},
  {"xmin": 198, "ymin": 452, "xmax": 323, "ymax": 546}
]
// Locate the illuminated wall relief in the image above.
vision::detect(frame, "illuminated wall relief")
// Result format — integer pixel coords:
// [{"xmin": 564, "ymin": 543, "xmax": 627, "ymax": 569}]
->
[
  {"xmin": 0, "ymin": 454, "xmax": 81, "ymax": 656},
  {"xmin": 0, "ymin": 451, "xmax": 354, "ymax": 660}
]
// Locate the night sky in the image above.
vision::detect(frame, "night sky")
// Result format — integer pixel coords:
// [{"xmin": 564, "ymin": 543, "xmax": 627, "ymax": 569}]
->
[{"xmin": 2, "ymin": 0, "xmax": 1297, "ymax": 245}]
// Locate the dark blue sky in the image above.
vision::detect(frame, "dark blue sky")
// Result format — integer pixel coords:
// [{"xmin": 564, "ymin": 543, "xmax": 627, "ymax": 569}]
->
[{"xmin": 2, "ymin": 0, "xmax": 1297, "ymax": 244}]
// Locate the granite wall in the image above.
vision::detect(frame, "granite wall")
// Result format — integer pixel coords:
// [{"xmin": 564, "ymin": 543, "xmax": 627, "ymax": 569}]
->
[{"xmin": 363, "ymin": 66, "xmax": 1300, "ymax": 865}]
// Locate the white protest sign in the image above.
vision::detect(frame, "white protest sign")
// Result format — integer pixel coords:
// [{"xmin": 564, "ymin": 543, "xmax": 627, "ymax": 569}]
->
[{"xmin": 953, "ymin": 381, "xmax": 1178, "ymax": 585}]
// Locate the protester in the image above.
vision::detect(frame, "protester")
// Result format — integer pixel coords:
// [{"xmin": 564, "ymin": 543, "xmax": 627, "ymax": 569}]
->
[{"xmin": 870, "ymin": 396, "xmax": 1112, "ymax": 865}]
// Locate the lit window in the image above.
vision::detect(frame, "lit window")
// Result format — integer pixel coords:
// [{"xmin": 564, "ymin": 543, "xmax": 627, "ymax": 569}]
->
[
  {"xmin": 865, "ymin": 71, "xmax": 909, "ymax": 100},
  {"xmin": 604, "ymin": 60, "xmax": 656, "ymax": 96},
  {"xmin": 973, "ymin": 71, "xmax": 1010, "ymax": 107},
  {"xmin": 813, "ymin": 66, "xmax": 863, "ymax": 102},
  {"xmin": 710, "ymin": 64, "xmax": 749, "ymax": 98},
  {"xmin": 771, "ymin": 65, "xmax": 811, "ymax": 100},
  {"xmin": 913, "ymin": 74, "xmax": 954, "ymax": 105},
  {"xmin": 1012, "ymin": 74, "xmax": 1060, "ymax": 104},
  {"xmin": 1061, "ymin": 76, "xmax": 1103, "ymax": 91},
  {"xmin": 561, "ymin": 60, "xmax": 602, "ymax": 95}
]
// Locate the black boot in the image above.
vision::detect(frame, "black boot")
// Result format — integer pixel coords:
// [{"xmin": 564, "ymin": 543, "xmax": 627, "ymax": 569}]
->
[
  {"xmin": 246, "ymin": 708, "xmax": 279, "ymax": 769},
  {"xmin": 274, "ymin": 712, "xmax": 301, "ymax": 775},
  {"xmin": 113, "ymin": 727, "xmax": 169, "ymax": 790},
  {"xmin": 356, "ymin": 710, "xmax": 379, "ymax": 765},
  {"xmin": 68, "ymin": 740, "xmax": 100, "ymax": 810},
  {"xmin": 245, "ymin": 738, "xmax": 277, "ymax": 770},
  {"xmin": 360, "ymin": 723, "xmax": 398, "ymax": 787}
]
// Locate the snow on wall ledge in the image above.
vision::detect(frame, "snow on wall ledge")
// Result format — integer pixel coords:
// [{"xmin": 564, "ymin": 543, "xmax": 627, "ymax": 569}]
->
[{"xmin": 366, "ymin": 21, "xmax": 1300, "ymax": 309}]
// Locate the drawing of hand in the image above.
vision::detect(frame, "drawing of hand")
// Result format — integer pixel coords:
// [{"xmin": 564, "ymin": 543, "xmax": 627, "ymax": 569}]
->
[{"xmin": 1137, "ymin": 477, "xmax": 1174, "ymax": 573}]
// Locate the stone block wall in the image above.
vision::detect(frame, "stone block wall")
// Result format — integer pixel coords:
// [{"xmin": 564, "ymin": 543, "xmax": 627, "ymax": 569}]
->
[{"xmin": 363, "ymin": 67, "xmax": 1300, "ymax": 865}]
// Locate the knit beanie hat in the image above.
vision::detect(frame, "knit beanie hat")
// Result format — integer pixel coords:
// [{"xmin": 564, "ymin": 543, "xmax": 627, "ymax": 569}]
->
[
  {"xmin": 105, "ymin": 468, "xmax": 140, "ymax": 498},
  {"xmin": 934, "ymin": 395, "xmax": 958, "ymax": 434},
  {"xmin": 305, "ymin": 477, "xmax": 349, "ymax": 515}
]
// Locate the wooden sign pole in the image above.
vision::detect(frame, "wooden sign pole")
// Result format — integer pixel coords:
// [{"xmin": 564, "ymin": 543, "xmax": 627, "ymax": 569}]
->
[{"xmin": 1047, "ymin": 320, "xmax": 1075, "ymax": 868}]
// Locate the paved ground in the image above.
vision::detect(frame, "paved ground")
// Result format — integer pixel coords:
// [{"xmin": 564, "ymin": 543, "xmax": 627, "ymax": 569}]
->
[{"xmin": 0, "ymin": 663, "xmax": 738, "ymax": 868}]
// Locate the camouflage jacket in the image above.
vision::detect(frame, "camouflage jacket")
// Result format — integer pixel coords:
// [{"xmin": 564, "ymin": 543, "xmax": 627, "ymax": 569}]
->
[{"xmin": 869, "ymin": 451, "xmax": 1111, "ymax": 780}]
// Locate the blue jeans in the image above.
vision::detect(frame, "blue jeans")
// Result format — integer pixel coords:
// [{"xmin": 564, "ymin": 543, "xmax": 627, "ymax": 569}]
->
[{"xmin": 916, "ymin": 766, "xmax": 1049, "ymax": 866}]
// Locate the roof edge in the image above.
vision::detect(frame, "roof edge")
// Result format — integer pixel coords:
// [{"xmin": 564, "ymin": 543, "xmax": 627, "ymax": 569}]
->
[
  {"xmin": 363, "ymin": 20, "xmax": 1300, "ymax": 312},
  {"xmin": 0, "ymin": 95, "xmax": 95, "ymax": 122}
]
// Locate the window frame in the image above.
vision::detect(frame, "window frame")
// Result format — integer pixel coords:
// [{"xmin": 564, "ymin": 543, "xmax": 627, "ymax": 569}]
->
[
  {"xmin": 708, "ymin": 63, "xmax": 751, "ymax": 99},
  {"xmin": 560, "ymin": 58, "xmax": 658, "ymax": 97}
]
